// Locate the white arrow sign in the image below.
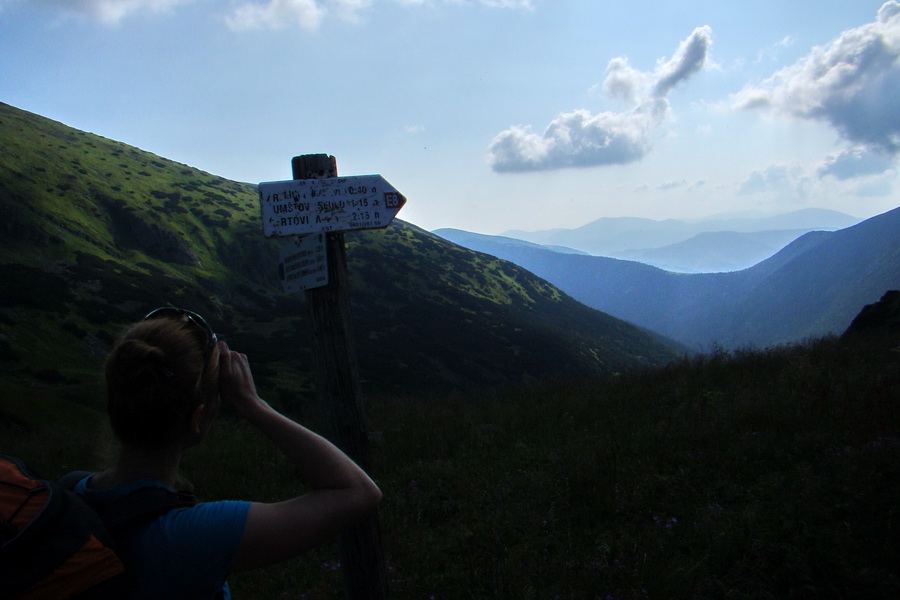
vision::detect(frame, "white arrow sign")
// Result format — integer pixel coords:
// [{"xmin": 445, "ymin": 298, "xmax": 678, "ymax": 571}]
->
[{"xmin": 259, "ymin": 174, "xmax": 407, "ymax": 238}]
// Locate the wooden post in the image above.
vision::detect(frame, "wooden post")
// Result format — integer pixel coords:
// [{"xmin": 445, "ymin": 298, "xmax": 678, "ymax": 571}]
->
[{"xmin": 292, "ymin": 154, "xmax": 389, "ymax": 600}]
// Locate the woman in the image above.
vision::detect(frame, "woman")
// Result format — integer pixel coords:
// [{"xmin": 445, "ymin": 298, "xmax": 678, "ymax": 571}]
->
[{"xmin": 73, "ymin": 307, "xmax": 382, "ymax": 599}]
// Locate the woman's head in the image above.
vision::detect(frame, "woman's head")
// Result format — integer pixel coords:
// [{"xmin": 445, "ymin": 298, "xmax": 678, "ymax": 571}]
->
[{"xmin": 105, "ymin": 308, "xmax": 220, "ymax": 448}]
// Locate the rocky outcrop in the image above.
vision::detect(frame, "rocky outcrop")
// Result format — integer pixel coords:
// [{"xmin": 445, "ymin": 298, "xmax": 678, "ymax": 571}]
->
[{"xmin": 845, "ymin": 290, "xmax": 900, "ymax": 334}]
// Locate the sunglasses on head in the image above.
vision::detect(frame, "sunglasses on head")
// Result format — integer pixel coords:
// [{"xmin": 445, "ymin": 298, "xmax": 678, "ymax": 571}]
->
[{"xmin": 144, "ymin": 307, "xmax": 218, "ymax": 362}]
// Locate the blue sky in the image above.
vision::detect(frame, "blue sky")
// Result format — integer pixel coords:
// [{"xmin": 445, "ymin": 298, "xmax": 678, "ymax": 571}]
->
[{"xmin": 1, "ymin": 0, "xmax": 899, "ymax": 233}]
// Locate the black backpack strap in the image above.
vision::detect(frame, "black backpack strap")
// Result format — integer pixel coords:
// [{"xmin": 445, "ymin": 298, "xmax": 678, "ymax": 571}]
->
[
  {"xmin": 57, "ymin": 470, "xmax": 93, "ymax": 491},
  {"xmin": 101, "ymin": 487, "xmax": 196, "ymax": 531},
  {"xmin": 57, "ymin": 471, "xmax": 196, "ymax": 531}
]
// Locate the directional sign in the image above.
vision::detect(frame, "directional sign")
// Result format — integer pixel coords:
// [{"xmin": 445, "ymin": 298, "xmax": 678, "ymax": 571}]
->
[
  {"xmin": 278, "ymin": 233, "xmax": 328, "ymax": 293},
  {"xmin": 259, "ymin": 174, "xmax": 407, "ymax": 238}
]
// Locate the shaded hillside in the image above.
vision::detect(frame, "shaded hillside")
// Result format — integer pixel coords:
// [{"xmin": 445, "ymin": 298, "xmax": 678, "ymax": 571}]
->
[
  {"xmin": 346, "ymin": 222, "xmax": 678, "ymax": 390},
  {"xmin": 437, "ymin": 209, "xmax": 900, "ymax": 350},
  {"xmin": 729, "ymin": 214, "xmax": 900, "ymax": 346},
  {"xmin": 0, "ymin": 102, "xmax": 678, "ymax": 411}
]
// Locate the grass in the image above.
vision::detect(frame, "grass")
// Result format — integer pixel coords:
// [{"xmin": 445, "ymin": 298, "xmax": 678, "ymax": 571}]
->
[
  {"xmin": 361, "ymin": 341, "xmax": 898, "ymax": 599},
  {"xmin": 3, "ymin": 335, "xmax": 898, "ymax": 599}
]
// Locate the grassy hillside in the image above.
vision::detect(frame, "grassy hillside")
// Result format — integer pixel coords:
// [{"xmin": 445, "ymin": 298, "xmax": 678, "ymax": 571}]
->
[{"xmin": 0, "ymin": 102, "xmax": 678, "ymax": 414}]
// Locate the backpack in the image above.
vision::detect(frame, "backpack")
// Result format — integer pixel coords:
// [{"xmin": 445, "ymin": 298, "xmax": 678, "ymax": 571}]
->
[{"xmin": 0, "ymin": 454, "xmax": 195, "ymax": 600}]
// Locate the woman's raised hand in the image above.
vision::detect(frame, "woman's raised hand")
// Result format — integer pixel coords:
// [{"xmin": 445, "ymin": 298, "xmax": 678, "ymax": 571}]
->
[{"xmin": 217, "ymin": 342, "xmax": 270, "ymax": 422}]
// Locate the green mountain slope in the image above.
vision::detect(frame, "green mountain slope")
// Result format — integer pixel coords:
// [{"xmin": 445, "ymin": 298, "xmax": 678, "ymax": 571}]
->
[{"xmin": 0, "ymin": 102, "xmax": 678, "ymax": 412}]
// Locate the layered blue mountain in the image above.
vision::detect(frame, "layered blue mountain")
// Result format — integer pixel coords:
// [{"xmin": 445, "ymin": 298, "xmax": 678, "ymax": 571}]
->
[
  {"xmin": 502, "ymin": 209, "xmax": 860, "ymax": 257},
  {"xmin": 500, "ymin": 210, "xmax": 860, "ymax": 272},
  {"xmin": 610, "ymin": 229, "xmax": 821, "ymax": 273},
  {"xmin": 436, "ymin": 207, "xmax": 900, "ymax": 350}
]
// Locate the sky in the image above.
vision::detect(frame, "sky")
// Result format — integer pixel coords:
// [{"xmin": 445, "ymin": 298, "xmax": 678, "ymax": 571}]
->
[{"xmin": 1, "ymin": 1, "xmax": 899, "ymax": 234}]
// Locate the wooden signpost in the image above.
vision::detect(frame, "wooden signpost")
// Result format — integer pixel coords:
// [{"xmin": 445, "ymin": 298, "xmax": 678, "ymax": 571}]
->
[{"xmin": 259, "ymin": 154, "xmax": 398, "ymax": 599}]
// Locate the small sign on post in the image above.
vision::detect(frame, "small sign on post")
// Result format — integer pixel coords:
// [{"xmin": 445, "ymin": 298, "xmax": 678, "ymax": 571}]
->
[{"xmin": 277, "ymin": 234, "xmax": 328, "ymax": 294}]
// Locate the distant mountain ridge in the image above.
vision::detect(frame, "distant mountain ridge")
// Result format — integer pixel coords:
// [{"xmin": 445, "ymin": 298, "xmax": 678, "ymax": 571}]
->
[
  {"xmin": 503, "ymin": 209, "xmax": 860, "ymax": 254},
  {"xmin": 609, "ymin": 229, "xmax": 818, "ymax": 273},
  {"xmin": 497, "ymin": 209, "xmax": 861, "ymax": 272},
  {"xmin": 0, "ymin": 102, "xmax": 678, "ymax": 411},
  {"xmin": 437, "ymin": 208, "xmax": 900, "ymax": 350}
]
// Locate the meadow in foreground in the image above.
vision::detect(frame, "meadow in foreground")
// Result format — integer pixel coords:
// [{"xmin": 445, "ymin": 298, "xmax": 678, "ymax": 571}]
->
[{"xmin": 3, "ymin": 335, "xmax": 898, "ymax": 599}]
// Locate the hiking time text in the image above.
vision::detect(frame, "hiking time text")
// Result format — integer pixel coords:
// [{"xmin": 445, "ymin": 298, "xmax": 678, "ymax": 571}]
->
[{"xmin": 259, "ymin": 174, "xmax": 407, "ymax": 237}]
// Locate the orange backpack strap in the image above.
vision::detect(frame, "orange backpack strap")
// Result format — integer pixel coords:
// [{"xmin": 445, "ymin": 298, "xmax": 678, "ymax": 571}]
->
[
  {"xmin": 2, "ymin": 456, "xmax": 197, "ymax": 599},
  {"xmin": 1, "ymin": 455, "xmax": 125, "ymax": 599}
]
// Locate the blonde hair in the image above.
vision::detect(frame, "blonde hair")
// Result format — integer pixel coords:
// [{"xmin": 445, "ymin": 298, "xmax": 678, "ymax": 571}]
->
[{"xmin": 105, "ymin": 317, "xmax": 219, "ymax": 447}]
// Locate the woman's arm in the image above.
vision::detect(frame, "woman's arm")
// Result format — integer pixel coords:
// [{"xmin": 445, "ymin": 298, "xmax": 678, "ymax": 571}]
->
[{"xmin": 218, "ymin": 342, "xmax": 382, "ymax": 572}]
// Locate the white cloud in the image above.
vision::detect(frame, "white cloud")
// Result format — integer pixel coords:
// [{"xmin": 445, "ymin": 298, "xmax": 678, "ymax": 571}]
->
[
  {"xmin": 733, "ymin": 2, "xmax": 900, "ymax": 155},
  {"xmin": 603, "ymin": 57, "xmax": 648, "ymax": 104},
  {"xmin": 818, "ymin": 147, "xmax": 896, "ymax": 180},
  {"xmin": 652, "ymin": 25, "xmax": 713, "ymax": 97},
  {"xmin": 26, "ymin": 0, "xmax": 187, "ymax": 24},
  {"xmin": 738, "ymin": 163, "xmax": 813, "ymax": 202},
  {"xmin": 488, "ymin": 26, "xmax": 712, "ymax": 173},
  {"xmin": 226, "ymin": 0, "xmax": 328, "ymax": 31},
  {"xmin": 390, "ymin": 0, "xmax": 533, "ymax": 5},
  {"xmin": 735, "ymin": 154, "xmax": 898, "ymax": 211},
  {"xmin": 225, "ymin": 0, "xmax": 530, "ymax": 30},
  {"xmin": 18, "ymin": 0, "xmax": 530, "ymax": 28},
  {"xmin": 488, "ymin": 100, "xmax": 669, "ymax": 172},
  {"xmin": 657, "ymin": 179, "xmax": 688, "ymax": 191},
  {"xmin": 853, "ymin": 177, "xmax": 894, "ymax": 197},
  {"xmin": 479, "ymin": 0, "xmax": 533, "ymax": 8}
]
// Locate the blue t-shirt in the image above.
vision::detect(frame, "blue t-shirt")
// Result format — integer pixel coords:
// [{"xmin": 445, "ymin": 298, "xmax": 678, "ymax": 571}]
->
[{"xmin": 75, "ymin": 476, "xmax": 251, "ymax": 600}]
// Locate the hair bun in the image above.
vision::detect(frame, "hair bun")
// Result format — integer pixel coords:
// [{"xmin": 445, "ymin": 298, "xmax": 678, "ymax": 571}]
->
[{"xmin": 106, "ymin": 316, "xmax": 219, "ymax": 446}]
